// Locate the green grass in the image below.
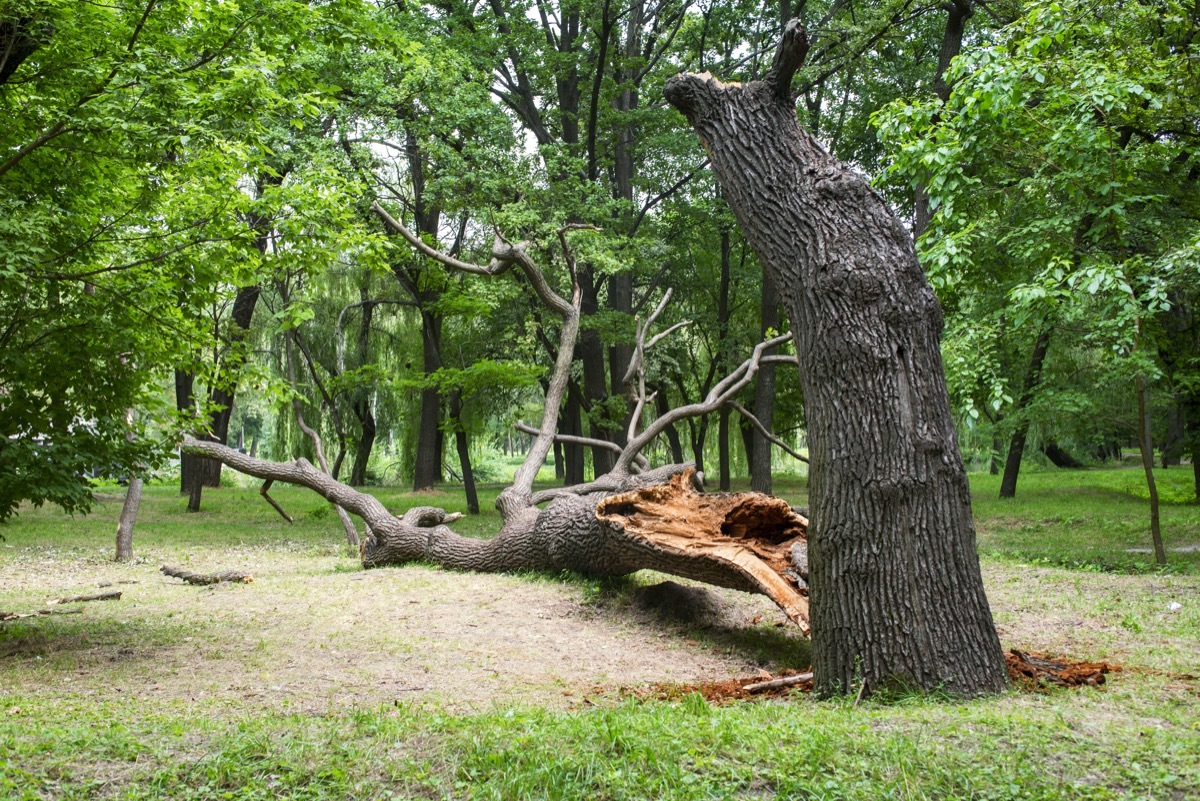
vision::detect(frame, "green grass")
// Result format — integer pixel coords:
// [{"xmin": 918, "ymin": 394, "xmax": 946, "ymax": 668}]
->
[
  {"xmin": 971, "ymin": 466, "xmax": 1200, "ymax": 573},
  {"xmin": 2, "ymin": 680, "xmax": 1196, "ymax": 799},
  {"xmin": 2, "ymin": 465, "xmax": 1199, "ymax": 799}
]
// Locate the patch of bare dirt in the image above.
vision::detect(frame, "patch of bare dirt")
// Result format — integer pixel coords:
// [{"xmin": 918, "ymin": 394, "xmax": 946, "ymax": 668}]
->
[{"xmin": 0, "ymin": 547, "xmax": 807, "ymax": 713}]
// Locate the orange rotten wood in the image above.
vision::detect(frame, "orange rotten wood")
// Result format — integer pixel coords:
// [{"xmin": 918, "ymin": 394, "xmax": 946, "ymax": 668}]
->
[{"xmin": 596, "ymin": 469, "xmax": 810, "ymax": 635}]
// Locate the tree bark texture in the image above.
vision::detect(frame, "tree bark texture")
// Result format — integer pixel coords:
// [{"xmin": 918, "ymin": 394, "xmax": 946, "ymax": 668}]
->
[
  {"xmin": 114, "ymin": 477, "xmax": 142, "ymax": 562},
  {"xmin": 664, "ymin": 23, "xmax": 1006, "ymax": 695},
  {"xmin": 580, "ymin": 270, "xmax": 616, "ymax": 478},
  {"xmin": 413, "ymin": 310, "xmax": 443, "ymax": 490}
]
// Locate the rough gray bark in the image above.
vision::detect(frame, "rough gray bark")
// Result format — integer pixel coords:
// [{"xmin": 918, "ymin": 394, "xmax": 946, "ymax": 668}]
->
[
  {"xmin": 664, "ymin": 21, "xmax": 1006, "ymax": 696},
  {"xmin": 182, "ymin": 437, "xmax": 810, "ymax": 632}
]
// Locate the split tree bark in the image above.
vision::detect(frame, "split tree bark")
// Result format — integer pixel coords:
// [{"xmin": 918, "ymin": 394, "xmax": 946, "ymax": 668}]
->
[{"xmin": 664, "ymin": 21, "xmax": 1006, "ymax": 695}]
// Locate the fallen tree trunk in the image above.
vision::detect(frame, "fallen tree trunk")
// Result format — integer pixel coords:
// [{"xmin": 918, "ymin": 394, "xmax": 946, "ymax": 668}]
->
[
  {"xmin": 181, "ymin": 214, "xmax": 816, "ymax": 635},
  {"xmin": 183, "ymin": 438, "xmax": 811, "ymax": 632}
]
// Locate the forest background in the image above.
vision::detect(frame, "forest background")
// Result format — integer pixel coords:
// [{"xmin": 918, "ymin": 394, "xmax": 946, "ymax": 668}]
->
[{"xmin": 1, "ymin": 0, "xmax": 1198, "ymax": 523}]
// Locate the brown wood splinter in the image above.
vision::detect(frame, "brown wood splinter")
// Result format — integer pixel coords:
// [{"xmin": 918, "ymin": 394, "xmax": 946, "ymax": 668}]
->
[{"xmin": 597, "ymin": 469, "xmax": 810, "ymax": 635}]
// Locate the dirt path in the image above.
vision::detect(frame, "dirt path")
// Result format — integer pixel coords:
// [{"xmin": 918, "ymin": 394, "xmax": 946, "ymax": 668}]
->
[{"xmin": 0, "ymin": 546, "xmax": 807, "ymax": 713}]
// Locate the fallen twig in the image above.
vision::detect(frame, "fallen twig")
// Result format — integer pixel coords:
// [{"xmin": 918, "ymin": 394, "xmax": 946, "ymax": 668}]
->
[
  {"xmin": 161, "ymin": 565, "xmax": 254, "ymax": 585},
  {"xmin": 2, "ymin": 607, "xmax": 85, "ymax": 622},
  {"xmin": 49, "ymin": 591, "xmax": 122, "ymax": 605},
  {"xmin": 744, "ymin": 672, "xmax": 814, "ymax": 693}
]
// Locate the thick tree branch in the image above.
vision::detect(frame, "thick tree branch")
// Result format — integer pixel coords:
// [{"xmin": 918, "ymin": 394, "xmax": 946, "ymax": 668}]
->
[
  {"xmin": 181, "ymin": 437, "xmax": 392, "ymax": 529},
  {"xmin": 765, "ymin": 19, "xmax": 809, "ymax": 101}
]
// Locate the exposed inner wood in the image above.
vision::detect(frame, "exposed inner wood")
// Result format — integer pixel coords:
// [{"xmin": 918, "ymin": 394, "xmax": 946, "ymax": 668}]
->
[{"xmin": 597, "ymin": 469, "xmax": 811, "ymax": 635}]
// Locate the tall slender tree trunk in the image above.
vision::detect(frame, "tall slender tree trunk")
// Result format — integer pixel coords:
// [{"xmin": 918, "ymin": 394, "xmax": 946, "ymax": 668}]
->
[
  {"xmin": 580, "ymin": 270, "xmax": 616, "ymax": 477},
  {"xmin": 175, "ymin": 369, "xmax": 196, "ymax": 494},
  {"xmin": 655, "ymin": 386, "xmax": 685, "ymax": 464},
  {"xmin": 665, "ymin": 24, "xmax": 1006, "ymax": 695},
  {"xmin": 450, "ymin": 390, "xmax": 480, "ymax": 515},
  {"xmin": 349, "ymin": 292, "xmax": 376, "ymax": 487},
  {"xmin": 413, "ymin": 310, "xmax": 443, "ymax": 490},
  {"xmin": 751, "ymin": 271, "xmax": 781, "ymax": 493},
  {"xmin": 717, "ymin": 224, "xmax": 733, "ymax": 491},
  {"xmin": 1136, "ymin": 375, "xmax": 1167, "ymax": 565},
  {"xmin": 914, "ymin": 0, "xmax": 974, "ymax": 240},
  {"xmin": 350, "ymin": 399, "xmax": 375, "ymax": 486},
  {"xmin": 563, "ymin": 389, "xmax": 586, "ymax": 485},
  {"xmin": 115, "ymin": 478, "xmax": 142, "ymax": 561},
  {"xmin": 999, "ymin": 326, "xmax": 1053, "ymax": 498}
]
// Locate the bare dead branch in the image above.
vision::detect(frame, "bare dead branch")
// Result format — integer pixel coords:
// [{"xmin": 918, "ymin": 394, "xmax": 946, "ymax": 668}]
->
[
  {"xmin": 374, "ymin": 200, "xmax": 587, "ymax": 508},
  {"xmin": 726, "ymin": 401, "xmax": 809, "ymax": 463},
  {"xmin": 744, "ymin": 672, "xmax": 814, "ymax": 693},
  {"xmin": 615, "ymin": 333, "xmax": 791, "ymax": 474},
  {"xmin": 182, "ymin": 436, "xmax": 394, "ymax": 530},
  {"xmin": 284, "ymin": 331, "xmax": 358, "ymax": 546},
  {"xmin": 259, "ymin": 479, "xmax": 293, "ymax": 523},
  {"xmin": 514, "ymin": 422, "xmax": 649, "ymax": 471}
]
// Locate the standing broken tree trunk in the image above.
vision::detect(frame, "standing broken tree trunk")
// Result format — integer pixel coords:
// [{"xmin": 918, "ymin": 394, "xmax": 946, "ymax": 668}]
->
[
  {"xmin": 664, "ymin": 21, "xmax": 1006, "ymax": 696},
  {"xmin": 114, "ymin": 477, "xmax": 142, "ymax": 562},
  {"xmin": 115, "ymin": 408, "xmax": 142, "ymax": 562}
]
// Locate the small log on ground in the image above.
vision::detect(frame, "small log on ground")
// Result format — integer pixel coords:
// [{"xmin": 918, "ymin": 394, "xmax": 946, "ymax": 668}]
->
[
  {"xmin": 2, "ymin": 607, "xmax": 85, "ymax": 622},
  {"xmin": 161, "ymin": 565, "xmax": 254, "ymax": 585},
  {"xmin": 744, "ymin": 672, "xmax": 814, "ymax": 693},
  {"xmin": 49, "ymin": 591, "xmax": 122, "ymax": 605}
]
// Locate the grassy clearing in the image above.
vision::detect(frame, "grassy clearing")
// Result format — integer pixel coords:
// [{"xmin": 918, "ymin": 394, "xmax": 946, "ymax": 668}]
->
[
  {"xmin": 1, "ymin": 466, "xmax": 1199, "ymax": 799},
  {"xmin": 971, "ymin": 466, "xmax": 1200, "ymax": 573}
]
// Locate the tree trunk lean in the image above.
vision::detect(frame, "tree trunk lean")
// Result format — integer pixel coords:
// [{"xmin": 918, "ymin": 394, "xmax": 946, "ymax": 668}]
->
[
  {"xmin": 115, "ymin": 477, "xmax": 143, "ymax": 561},
  {"xmin": 1136, "ymin": 374, "xmax": 1167, "ymax": 565},
  {"xmin": 665, "ymin": 29, "xmax": 1007, "ymax": 695},
  {"xmin": 999, "ymin": 326, "xmax": 1053, "ymax": 498}
]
